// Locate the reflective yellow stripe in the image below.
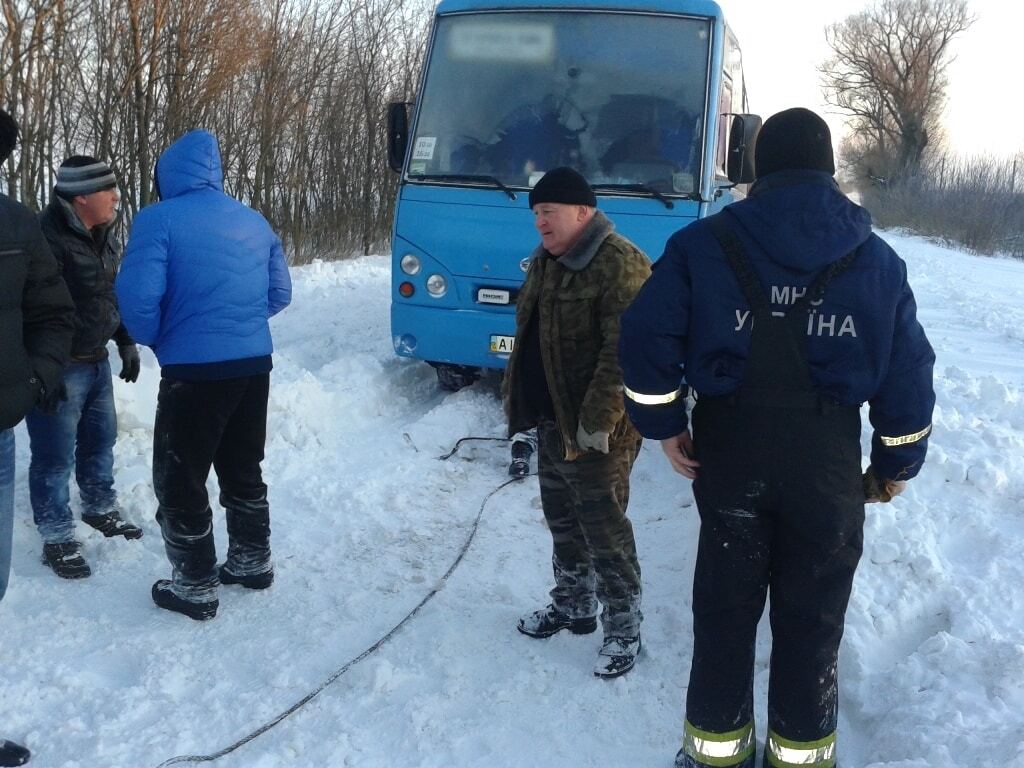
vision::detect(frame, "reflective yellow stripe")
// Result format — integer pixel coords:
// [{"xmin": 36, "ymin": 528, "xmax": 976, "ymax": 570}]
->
[
  {"xmin": 682, "ymin": 720, "xmax": 755, "ymax": 767},
  {"xmin": 766, "ymin": 729, "xmax": 836, "ymax": 767},
  {"xmin": 880, "ymin": 424, "xmax": 932, "ymax": 447},
  {"xmin": 624, "ymin": 384, "xmax": 684, "ymax": 406}
]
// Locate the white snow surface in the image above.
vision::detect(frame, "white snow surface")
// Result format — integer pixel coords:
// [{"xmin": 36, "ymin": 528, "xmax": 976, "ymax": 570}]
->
[{"xmin": 2, "ymin": 232, "xmax": 1023, "ymax": 768}]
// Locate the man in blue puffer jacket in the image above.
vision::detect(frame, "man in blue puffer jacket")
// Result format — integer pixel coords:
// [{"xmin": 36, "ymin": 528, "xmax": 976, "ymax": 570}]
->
[
  {"xmin": 116, "ymin": 130, "xmax": 291, "ymax": 621},
  {"xmin": 619, "ymin": 109, "xmax": 934, "ymax": 768}
]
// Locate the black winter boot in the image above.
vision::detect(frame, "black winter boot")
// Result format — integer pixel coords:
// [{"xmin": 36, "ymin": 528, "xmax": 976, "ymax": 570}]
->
[
  {"xmin": 517, "ymin": 604, "xmax": 597, "ymax": 638},
  {"xmin": 218, "ymin": 564, "xmax": 274, "ymax": 590},
  {"xmin": 41, "ymin": 542, "xmax": 91, "ymax": 579},
  {"xmin": 151, "ymin": 580, "xmax": 218, "ymax": 621},
  {"xmin": 0, "ymin": 739, "xmax": 30, "ymax": 767},
  {"xmin": 82, "ymin": 511, "xmax": 143, "ymax": 540},
  {"xmin": 508, "ymin": 440, "xmax": 533, "ymax": 478}
]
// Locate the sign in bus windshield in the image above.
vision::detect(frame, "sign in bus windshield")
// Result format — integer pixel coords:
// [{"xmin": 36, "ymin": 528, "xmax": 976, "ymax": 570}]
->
[{"xmin": 409, "ymin": 11, "xmax": 712, "ymax": 196}]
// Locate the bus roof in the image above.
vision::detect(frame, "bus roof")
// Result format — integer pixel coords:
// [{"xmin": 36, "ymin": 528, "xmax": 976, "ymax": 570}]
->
[{"xmin": 435, "ymin": 0, "xmax": 723, "ymax": 18}]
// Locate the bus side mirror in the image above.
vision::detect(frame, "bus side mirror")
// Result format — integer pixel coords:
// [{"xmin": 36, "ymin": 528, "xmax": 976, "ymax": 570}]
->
[
  {"xmin": 727, "ymin": 114, "xmax": 761, "ymax": 185},
  {"xmin": 387, "ymin": 102, "xmax": 410, "ymax": 173}
]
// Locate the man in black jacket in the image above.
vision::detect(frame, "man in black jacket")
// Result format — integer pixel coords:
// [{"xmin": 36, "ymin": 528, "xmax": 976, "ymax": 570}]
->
[
  {"xmin": 0, "ymin": 106, "xmax": 75, "ymax": 767},
  {"xmin": 25, "ymin": 155, "xmax": 143, "ymax": 580}
]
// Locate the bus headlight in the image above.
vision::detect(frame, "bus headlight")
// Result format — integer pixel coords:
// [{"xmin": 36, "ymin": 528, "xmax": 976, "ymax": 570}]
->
[
  {"xmin": 400, "ymin": 254, "xmax": 421, "ymax": 275},
  {"xmin": 426, "ymin": 274, "xmax": 447, "ymax": 297}
]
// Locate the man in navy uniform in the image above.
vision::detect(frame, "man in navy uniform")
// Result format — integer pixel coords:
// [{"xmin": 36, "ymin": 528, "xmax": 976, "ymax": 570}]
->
[{"xmin": 618, "ymin": 108, "xmax": 935, "ymax": 768}]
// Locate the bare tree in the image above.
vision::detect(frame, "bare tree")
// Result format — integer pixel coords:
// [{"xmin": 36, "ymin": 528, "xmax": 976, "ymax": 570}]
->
[{"xmin": 820, "ymin": 0, "xmax": 974, "ymax": 182}]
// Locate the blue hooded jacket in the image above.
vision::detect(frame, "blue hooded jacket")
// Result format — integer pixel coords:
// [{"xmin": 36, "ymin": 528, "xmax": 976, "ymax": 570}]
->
[
  {"xmin": 116, "ymin": 130, "xmax": 291, "ymax": 375},
  {"xmin": 619, "ymin": 171, "xmax": 935, "ymax": 481}
]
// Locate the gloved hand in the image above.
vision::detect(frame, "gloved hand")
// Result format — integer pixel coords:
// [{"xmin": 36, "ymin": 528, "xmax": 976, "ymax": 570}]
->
[
  {"xmin": 863, "ymin": 465, "xmax": 907, "ymax": 503},
  {"xmin": 117, "ymin": 344, "xmax": 141, "ymax": 383},
  {"xmin": 37, "ymin": 380, "xmax": 68, "ymax": 415},
  {"xmin": 576, "ymin": 423, "xmax": 610, "ymax": 454}
]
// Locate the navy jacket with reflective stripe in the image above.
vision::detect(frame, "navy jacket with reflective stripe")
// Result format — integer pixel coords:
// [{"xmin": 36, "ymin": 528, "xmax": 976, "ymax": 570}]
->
[{"xmin": 619, "ymin": 170, "xmax": 935, "ymax": 481}]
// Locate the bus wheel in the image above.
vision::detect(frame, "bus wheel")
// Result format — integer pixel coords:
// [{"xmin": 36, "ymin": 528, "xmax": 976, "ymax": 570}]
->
[{"xmin": 431, "ymin": 363, "xmax": 480, "ymax": 392}]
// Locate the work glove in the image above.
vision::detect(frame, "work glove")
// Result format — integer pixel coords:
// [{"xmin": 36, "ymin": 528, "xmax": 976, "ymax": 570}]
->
[
  {"xmin": 576, "ymin": 423, "xmax": 610, "ymax": 454},
  {"xmin": 37, "ymin": 380, "xmax": 68, "ymax": 415},
  {"xmin": 863, "ymin": 465, "xmax": 907, "ymax": 503},
  {"xmin": 117, "ymin": 344, "xmax": 141, "ymax": 384}
]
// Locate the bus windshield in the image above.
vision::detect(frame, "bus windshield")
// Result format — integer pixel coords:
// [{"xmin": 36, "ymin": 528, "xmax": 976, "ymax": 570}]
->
[{"xmin": 408, "ymin": 11, "xmax": 712, "ymax": 196}]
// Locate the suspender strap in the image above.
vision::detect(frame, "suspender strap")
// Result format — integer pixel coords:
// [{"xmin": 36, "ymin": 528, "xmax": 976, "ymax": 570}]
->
[{"xmin": 707, "ymin": 215, "xmax": 773, "ymax": 320}]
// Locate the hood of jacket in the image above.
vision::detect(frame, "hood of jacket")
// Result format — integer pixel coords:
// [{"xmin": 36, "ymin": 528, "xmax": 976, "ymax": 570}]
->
[
  {"xmin": 725, "ymin": 170, "xmax": 873, "ymax": 273},
  {"xmin": 156, "ymin": 130, "xmax": 224, "ymax": 200}
]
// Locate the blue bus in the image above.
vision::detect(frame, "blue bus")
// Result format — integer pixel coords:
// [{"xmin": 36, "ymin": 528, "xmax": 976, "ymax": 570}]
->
[{"xmin": 387, "ymin": 0, "xmax": 759, "ymax": 390}]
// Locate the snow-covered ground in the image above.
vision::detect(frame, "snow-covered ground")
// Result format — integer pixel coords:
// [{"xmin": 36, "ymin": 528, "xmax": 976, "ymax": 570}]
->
[{"xmin": 2, "ymin": 233, "xmax": 1023, "ymax": 768}]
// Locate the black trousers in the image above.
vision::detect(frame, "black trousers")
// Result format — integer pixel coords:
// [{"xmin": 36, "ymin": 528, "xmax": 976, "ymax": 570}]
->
[
  {"xmin": 685, "ymin": 396, "xmax": 864, "ymax": 760},
  {"xmin": 153, "ymin": 374, "xmax": 271, "ymax": 599}
]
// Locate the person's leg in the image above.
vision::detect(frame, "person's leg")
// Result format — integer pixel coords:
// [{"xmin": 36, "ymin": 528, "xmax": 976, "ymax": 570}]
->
[
  {"xmin": 153, "ymin": 378, "xmax": 240, "ymax": 607},
  {"xmin": 0, "ymin": 431, "xmax": 32, "ymax": 765},
  {"xmin": 517, "ymin": 422, "xmax": 598, "ymax": 638},
  {"xmin": 678, "ymin": 401, "xmax": 772, "ymax": 768},
  {"xmin": 215, "ymin": 375, "xmax": 272, "ymax": 586},
  {"xmin": 763, "ymin": 408, "xmax": 863, "ymax": 768},
  {"xmin": 25, "ymin": 366, "xmax": 89, "ymax": 545},
  {"xmin": 0, "ymin": 429, "xmax": 14, "ymax": 602},
  {"xmin": 76, "ymin": 360, "xmax": 141, "ymax": 539}
]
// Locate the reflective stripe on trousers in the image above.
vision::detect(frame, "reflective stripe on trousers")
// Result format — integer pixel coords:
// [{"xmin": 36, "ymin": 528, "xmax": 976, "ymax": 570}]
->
[
  {"xmin": 683, "ymin": 720, "xmax": 755, "ymax": 767},
  {"xmin": 765, "ymin": 729, "xmax": 836, "ymax": 767}
]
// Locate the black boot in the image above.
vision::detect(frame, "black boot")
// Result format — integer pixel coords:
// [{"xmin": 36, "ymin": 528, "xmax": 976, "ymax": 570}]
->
[
  {"xmin": 82, "ymin": 511, "xmax": 143, "ymax": 540},
  {"xmin": 517, "ymin": 604, "xmax": 597, "ymax": 638},
  {"xmin": 508, "ymin": 440, "xmax": 533, "ymax": 478},
  {"xmin": 41, "ymin": 542, "xmax": 91, "ymax": 579},
  {"xmin": 218, "ymin": 564, "xmax": 274, "ymax": 590},
  {"xmin": 151, "ymin": 580, "xmax": 218, "ymax": 621},
  {"xmin": 0, "ymin": 738, "xmax": 30, "ymax": 766}
]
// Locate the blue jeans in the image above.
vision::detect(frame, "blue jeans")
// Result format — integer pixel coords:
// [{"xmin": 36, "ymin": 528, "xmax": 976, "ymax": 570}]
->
[
  {"xmin": 25, "ymin": 361, "xmax": 118, "ymax": 544},
  {"xmin": 0, "ymin": 429, "xmax": 14, "ymax": 601}
]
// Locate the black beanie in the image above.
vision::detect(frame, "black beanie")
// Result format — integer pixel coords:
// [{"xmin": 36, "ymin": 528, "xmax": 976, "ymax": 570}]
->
[
  {"xmin": 528, "ymin": 166, "xmax": 597, "ymax": 208},
  {"xmin": 55, "ymin": 155, "xmax": 117, "ymax": 199},
  {"xmin": 754, "ymin": 108, "xmax": 835, "ymax": 179}
]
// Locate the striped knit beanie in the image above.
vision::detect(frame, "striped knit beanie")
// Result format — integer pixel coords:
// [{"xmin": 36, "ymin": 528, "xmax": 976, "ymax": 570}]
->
[{"xmin": 55, "ymin": 155, "xmax": 117, "ymax": 199}]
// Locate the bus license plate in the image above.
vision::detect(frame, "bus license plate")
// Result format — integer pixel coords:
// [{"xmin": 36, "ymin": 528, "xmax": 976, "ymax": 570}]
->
[{"xmin": 490, "ymin": 335, "xmax": 515, "ymax": 354}]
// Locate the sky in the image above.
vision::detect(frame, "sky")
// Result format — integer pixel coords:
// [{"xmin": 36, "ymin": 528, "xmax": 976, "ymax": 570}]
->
[{"xmin": 723, "ymin": 0, "xmax": 1024, "ymax": 158}]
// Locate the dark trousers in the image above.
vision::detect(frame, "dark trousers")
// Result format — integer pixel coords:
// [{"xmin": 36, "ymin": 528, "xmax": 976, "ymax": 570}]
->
[
  {"xmin": 683, "ymin": 397, "xmax": 863, "ymax": 767},
  {"xmin": 153, "ymin": 374, "xmax": 271, "ymax": 601},
  {"xmin": 537, "ymin": 421, "xmax": 643, "ymax": 638}
]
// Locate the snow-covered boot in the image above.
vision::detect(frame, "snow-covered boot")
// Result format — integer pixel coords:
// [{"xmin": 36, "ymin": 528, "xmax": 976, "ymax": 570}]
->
[
  {"xmin": 82, "ymin": 511, "xmax": 143, "ymax": 540},
  {"xmin": 0, "ymin": 739, "xmax": 30, "ymax": 767},
  {"xmin": 218, "ymin": 564, "xmax": 274, "ymax": 590},
  {"xmin": 41, "ymin": 541, "xmax": 91, "ymax": 579},
  {"xmin": 593, "ymin": 635, "xmax": 641, "ymax": 678},
  {"xmin": 508, "ymin": 440, "xmax": 532, "ymax": 478},
  {"xmin": 517, "ymin": 604, "xmax": 597, "ymax": 638},
  {"xmin": 151, "ymin": 580, "xmax": 218, "ymax": 621}
]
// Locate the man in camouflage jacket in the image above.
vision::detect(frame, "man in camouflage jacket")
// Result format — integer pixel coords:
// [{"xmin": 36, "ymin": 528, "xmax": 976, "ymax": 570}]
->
[{"xmin": 504, "ymin": 167, "xmax": 650, "ymax": 678}]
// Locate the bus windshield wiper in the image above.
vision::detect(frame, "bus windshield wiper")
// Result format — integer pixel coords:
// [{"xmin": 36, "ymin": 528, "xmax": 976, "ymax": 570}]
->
[
  {"xmin": 408, "ymin": 173, "xmax": 517, "ymax": 201},
  {"xmin": 591, "ymin": 183, "xmax": 683, "ymax": 209}
]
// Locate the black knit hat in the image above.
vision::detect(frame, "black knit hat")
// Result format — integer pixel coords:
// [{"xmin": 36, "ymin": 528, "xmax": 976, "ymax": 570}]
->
[
  {"xmin": 529, "ymin": 166, "xmax": 597, "ymax": 208},
  {"xmin": 0, "ymin": 108, "xmax": 17, "ymax": 164},
  {"xmin": 55, "ymin": 155, "xmax": 117, "ymax": 199},
  {"xmin": 754, "ymin": 108, "xmax": 835, "ymax": 179}
]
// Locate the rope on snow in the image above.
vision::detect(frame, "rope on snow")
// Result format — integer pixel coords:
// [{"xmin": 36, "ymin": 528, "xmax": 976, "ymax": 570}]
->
[{"xmin": 154, "ymin": 436, "xmax": 523, "ymax": 767}]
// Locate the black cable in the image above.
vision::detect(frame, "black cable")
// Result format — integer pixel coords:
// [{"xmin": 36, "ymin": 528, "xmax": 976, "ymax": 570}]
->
[{"xmin": 155, "ymin": 438, "xmax": 522, "ymax": 767}]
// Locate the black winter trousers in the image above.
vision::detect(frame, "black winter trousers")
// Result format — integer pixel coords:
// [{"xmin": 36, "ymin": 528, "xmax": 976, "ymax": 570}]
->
[
  {"xmin": 153, "ymin": 374, "xmax": 271, "ymax": 601},
  {"xmin": 684, "ymin": 396, "xmax": 864, "ymax": 765}
]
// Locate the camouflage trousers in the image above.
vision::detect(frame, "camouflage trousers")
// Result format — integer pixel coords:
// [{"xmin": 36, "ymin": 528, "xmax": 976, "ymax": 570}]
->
[{"xmin": 537, "ymin": 421, "xmax": 643, "ymax": 638}]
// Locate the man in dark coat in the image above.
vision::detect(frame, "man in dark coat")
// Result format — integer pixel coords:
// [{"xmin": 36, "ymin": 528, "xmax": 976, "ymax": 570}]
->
[
  {"xmin": 0, "ymin": 106, "xmax": 75, "ymax": 768},
  {"xmin": 619, "ymin": 108, "xmax": 935, "ymax": 767},
  {"xmin": 26, "ymin": 155, "xmax": 143, "ymax": 580},
  {"xmin": 504, "ymin": 167, "xmax": 651, "ymax": 678}
]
